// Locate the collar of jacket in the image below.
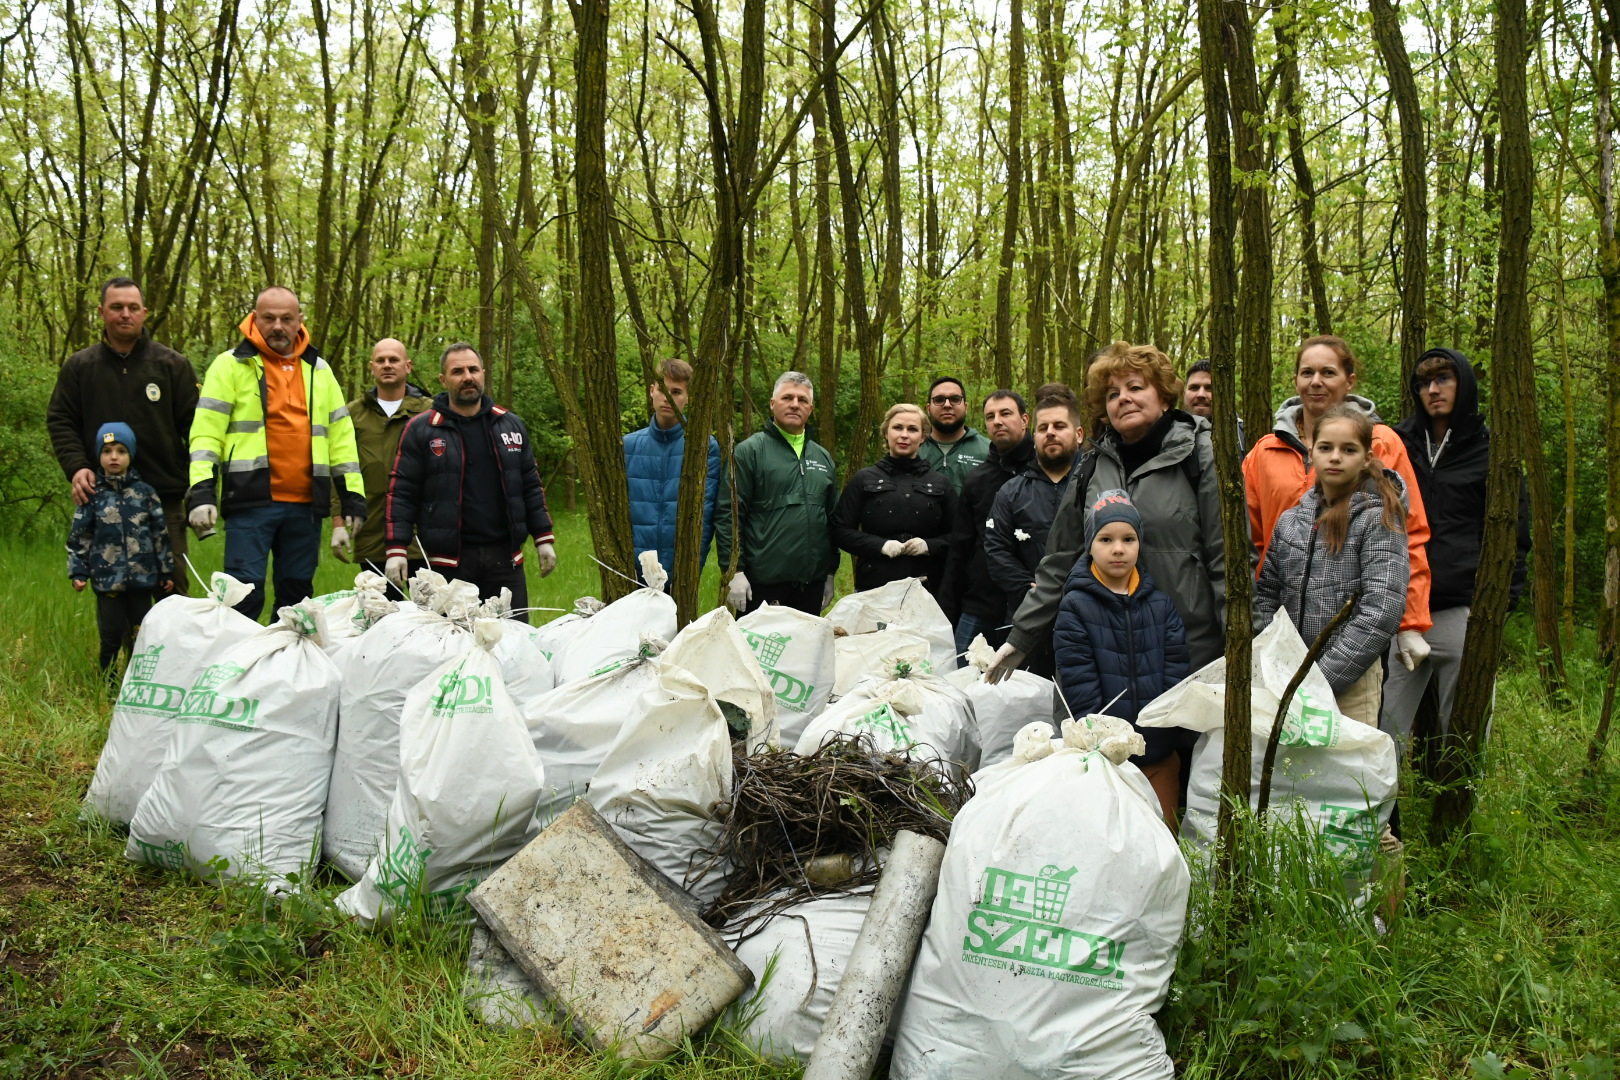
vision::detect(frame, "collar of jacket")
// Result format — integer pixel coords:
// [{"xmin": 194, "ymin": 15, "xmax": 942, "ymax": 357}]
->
[
  {"xmin": 994, "ymin": 433, "xmax": 1036, "ymax": 473},
  {"xmin": 99, "ymin": 466, "xmax": 143, "ymax": 491},
  {"xmin": 764, "ymin": 421, "xmax": 812, "ymax": 449},
  {"xmin": 926, "ymin": 427, "xmax": 980, "ymax": 451},
  {"xmin": 428, "ymin": 393, "xmax": 505, "ymax": 424},
  {"xmin": 97, "ymin": 334, "xmax": 149, "ymax": 364},
  {"xmin": 1271, "ymin": 393, "xmax": 1383, "ymax": 453},
  {"xmin": 878, "ymin": 453, "xmax": 929, "ymax": 475},
  {"xmin": 232, "ymin": 337, "xmax": 326, "ymax": 368},
  {"xmin": 1020, "ymin": 452, "xmax": 1080, "ymax": 484},
  {"xmin": 1070, "ymin": 556, "xmax": 1155, "ymax": 600},
  {"xmin": 364, "ymin": 383, "xmax": 430, "ymax": 413},
  {"xmin": 647, "ymin": 418, "xmax": 685, "ymax": 444},
  {"xmin": 1096, "ymin": 410, "xmax": 1200, "ymax": 472}
]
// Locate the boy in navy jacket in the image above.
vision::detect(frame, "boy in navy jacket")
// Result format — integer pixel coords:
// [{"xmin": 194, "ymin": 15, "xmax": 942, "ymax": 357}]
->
[
  {"xmin": 67, "ymin": 422, "xmax": 176, "ymax": 681},
  {"xmin": 1053, "ymin": 489, "xmax": 1188, "ymax": 825}
]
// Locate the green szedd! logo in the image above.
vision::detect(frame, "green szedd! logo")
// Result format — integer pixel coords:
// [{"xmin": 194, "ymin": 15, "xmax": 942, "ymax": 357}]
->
[
  {"xmin": 856, "ymin": 702, "xmax": 912, "ymax": 744},
  {"xmin": 116, "ymin": 645, "xmax": 187, "ymax": 716},
  {"xmin": 132, "ymin": 836, "xmax": 189, "ymax": 872},
  {"xmin": 177, "ymin": 661, "xmax": 260, "ymax": 730},
  {"xmin": 740, "ymin": 628, "xmax": 818, "ymax": 712},
  {"xmin": 961, "ymin": 864, "xmax": 1128, "ymax": 990},
  {"xmin": 1279, "ymin": 690, "xmax": 1339, "ymax": 748},
  {"xmin": 430, "ymin": 665, "xmax": 494, "ymax": 716},
  {"xmin": 1320, "ymin": 802, "xmax": 1378, "ymax": 874}
]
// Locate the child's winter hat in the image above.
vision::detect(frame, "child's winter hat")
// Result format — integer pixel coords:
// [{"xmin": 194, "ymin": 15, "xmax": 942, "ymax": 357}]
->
[
  {"xmin": 95, "ymin": 422, "xmax": 137, "ymax": 460},
  {"xmin": 1083, "ymin": 488, "xmax": 1142, "ymax": 546}
]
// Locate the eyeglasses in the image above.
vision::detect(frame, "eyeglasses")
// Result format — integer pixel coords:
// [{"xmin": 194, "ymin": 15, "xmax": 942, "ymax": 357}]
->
[
  {"xmin": 1415, "ymin": 372, "xmax": 1455, "ymax": 389},
  {"xmin": 930, "ymin": 395, "xmax": 965, "ymax": 406}
]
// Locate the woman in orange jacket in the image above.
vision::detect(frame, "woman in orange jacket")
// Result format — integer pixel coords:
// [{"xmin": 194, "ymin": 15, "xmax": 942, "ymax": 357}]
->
[{"xmin": 1243, "ymin": 335, "xmax": 1433, "ymax": 672}]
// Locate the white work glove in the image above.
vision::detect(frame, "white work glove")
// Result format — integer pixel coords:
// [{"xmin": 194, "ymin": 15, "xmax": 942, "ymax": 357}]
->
[
  {"xmin": 727, "ymin": 570, "xmax": 753, "ymax": 611},
  {"xmin": 330, "ymin": 524, "xmax": 353, "ymax": 563},
  {"xmin": 983, "ymin": 642, "xmax": 1027, "ymax": 685},
  {"xmin": 536, "ymin": 541, "xmax": 557, "ymax": 578},
  {"xmin": 881, "ymin": 539, "xmax": 905, "ymax": 558},
  {"xmin": 188, "ymin": 504, "xmax": 217, "ymax": 536},
  {"xmin": 385, "ymin": 556, "xmax": 409, "ymax": 591},
  {"xmin": 823, "ymin": 575, "xmax": 836, "ymax": 610},
  {"xmin": 1395, "ymin": 629, "xmax": 1431, "ymax": 672},
  {"xmin": 901, "ymin": 537, "xmax": 930, "ymax": 557}
]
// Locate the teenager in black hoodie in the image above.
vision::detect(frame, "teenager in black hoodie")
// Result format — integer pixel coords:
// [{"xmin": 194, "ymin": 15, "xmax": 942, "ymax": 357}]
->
[{"xmin": 1382, "ymin": 348, "xmax": 1530, "ymax": 754}]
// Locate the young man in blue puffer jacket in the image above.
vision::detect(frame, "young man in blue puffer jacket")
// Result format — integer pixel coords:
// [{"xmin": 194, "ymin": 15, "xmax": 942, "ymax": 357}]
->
[
  {"xmin": 1052, "ymin": 489, "xmax": 1188, "ymax": 826},
  {"xmin": 622, "ymin": 358, "xmax": 721, "ymax": 587},
  {"xmin": 67, "ymin": 422, "xmax": 177, "ymax": 680}
]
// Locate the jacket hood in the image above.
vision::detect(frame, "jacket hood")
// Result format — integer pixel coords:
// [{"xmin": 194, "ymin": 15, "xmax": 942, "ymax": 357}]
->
[
  {"xmin": 1096, "ymin": 408, "xmax": 1203, "ymax": 465},
  {"xmin": 1272, "ymin": 393, "xmax": 1383, "ymax": 442},
  {"xmin": 1401, "ymin": 348, "xmax": 1483, "ymax": 439}
]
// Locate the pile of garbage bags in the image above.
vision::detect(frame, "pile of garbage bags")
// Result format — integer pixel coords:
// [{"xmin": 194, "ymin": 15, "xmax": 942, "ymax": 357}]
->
[{"xmin": 84, "ymin": 565, "xmax": 1397, "ymax": 1073}]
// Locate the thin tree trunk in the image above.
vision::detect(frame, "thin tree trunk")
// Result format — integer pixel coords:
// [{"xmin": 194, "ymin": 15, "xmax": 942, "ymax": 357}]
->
[
  {"xmin": 1196, "ymin": 0, "xmax": 1253, "ymax": 883},
  {"xmin": 1434, "ymin": 0, "xmax": 1533, "ymax": 838},
  {"xmin": 1276, "ymin": 5, "xmax": 1332, "ymax": 334},
  {"xmin": 1597, "ymin": 3, "xmax": 1620, "ymax": 661},
  {"xmin": 1223, "ymin": 0, "xmax": 1273, "ymax": 450},
  {"xmin": 1370, "ymin": 0, "xmax": 1430, "ymax": 414},
  {"xmin": 811, "ymin": 3, "xmax": 840, "ymax": 473},
  {"xmin": 992, "ymin": 0, "xmax": 1026, "ymax": 390}
]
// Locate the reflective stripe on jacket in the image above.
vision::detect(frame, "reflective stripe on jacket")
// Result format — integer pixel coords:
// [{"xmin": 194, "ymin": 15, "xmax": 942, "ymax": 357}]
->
[{"xmin": 187, "ymin": 339, "xmax": 363, "ymax": 519}]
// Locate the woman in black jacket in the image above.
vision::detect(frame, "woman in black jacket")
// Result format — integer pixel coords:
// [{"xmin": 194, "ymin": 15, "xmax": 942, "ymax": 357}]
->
[{"xmin": 831, "ymin": 404, "xmax": 957, "ymax": 595}]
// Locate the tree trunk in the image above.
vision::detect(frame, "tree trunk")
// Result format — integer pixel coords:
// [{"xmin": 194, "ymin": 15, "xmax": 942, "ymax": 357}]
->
[
  {"xmin": 1276, "ymin": 5, "xmax": 1332, "ymax": 334},
  {"xmin": 811, "ymin": 3, "xmax": 840, "ymax": 473},
  {"xmin": 1597, "ymin": 4, "xmax": 1620, "ymax": 661},
  {"xmin": 1223, "ymin": 0, "xmax": 1273, "ymax": 450},
  {"xmin": 1370, "ymin": 0, "xmax": 1430, "ymax": 414},
  {"xmin": 992, "ymin": 0, "xmax": 1025, "ymax": 390},
  {"xmin": 1196, "ymin": 0, "xmax": 1253, "ymax": 882},
  {"xmin": 1434, "ymin": 0, "xmax": 1532, "ymax": 838}
]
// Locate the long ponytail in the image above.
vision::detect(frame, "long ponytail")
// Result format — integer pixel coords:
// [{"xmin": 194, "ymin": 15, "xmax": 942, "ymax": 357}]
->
[{"xmin": 1311, "ymin": 404, "xmax": 1407, "ymax": 555}]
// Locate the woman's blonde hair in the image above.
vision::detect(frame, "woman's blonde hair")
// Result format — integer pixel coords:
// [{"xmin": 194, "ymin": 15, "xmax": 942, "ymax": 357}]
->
[
  {"xmin": 881, "ymin": 403, "xmax": 929, "ymax": 438},
  {"xmin": 1082, "ymin": 340, "xmax": 1183, "ymax": 435},
  {"xmin": 1310, "ymin": 403, "xmax": 1405, "ymax": 554}
]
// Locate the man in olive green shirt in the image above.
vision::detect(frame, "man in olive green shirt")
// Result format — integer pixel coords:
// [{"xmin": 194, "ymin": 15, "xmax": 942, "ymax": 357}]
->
[
  {"xmin": 330, "ymin": 338, "xmax": 432, "ymax": 568},
  {"xmin": 918, "ymin": 375, "xmax": 992, "ymax": 491}
]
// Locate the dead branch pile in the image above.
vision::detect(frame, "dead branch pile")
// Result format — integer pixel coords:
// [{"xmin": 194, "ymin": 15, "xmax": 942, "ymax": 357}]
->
[{"xmin": 701, "ymin": 734, "xmax": 970, "ymax": 933}]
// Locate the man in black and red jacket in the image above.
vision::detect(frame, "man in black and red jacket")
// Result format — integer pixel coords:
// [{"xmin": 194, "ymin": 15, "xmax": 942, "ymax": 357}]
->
[{"xmin": 384, "ymin": 342, "xmax": 556, "ymax": 621}]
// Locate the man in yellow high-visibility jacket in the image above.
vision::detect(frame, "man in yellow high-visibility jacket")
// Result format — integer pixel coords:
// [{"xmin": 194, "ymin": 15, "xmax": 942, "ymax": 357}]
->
[{"xmin": 186, "ymin": 287, "xmax": 365, "ymax": 620}]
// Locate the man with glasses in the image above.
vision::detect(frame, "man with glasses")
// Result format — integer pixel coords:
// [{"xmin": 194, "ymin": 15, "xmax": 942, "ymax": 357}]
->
[
  {"xmin": 1382, "ymin": 348, "xmax": 1529, "ymax": 756},
  {"xmin": 918, "ymin": 376, "xmax": 991, "ymax": 492}
]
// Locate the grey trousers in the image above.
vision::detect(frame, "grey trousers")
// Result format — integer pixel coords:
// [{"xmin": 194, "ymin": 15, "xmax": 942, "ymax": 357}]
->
[{"xmin": 1378, "ymin": 605, "xmax": 1470, "ymax": 757}]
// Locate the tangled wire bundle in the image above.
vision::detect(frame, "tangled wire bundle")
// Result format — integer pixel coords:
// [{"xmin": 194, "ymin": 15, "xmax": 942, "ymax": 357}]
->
[{"xmin": 700, "ymin": 733, "xmax": 971, "ymax": 932}]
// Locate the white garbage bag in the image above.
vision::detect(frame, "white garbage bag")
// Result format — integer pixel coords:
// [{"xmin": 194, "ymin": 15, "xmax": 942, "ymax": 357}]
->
[
  {"xmin": 523, "ymin": 638, "xmax": 667, "ymax": 827},
  {"xmin": 946, "ymin": 634, "xmax": 1059, "ymax": 767},
  {"xmin": 321, "ymin": 583, "xmax": 551, "ymax": 881},
  {"xmin": 1136, "ymin": 610, "xmax": 1399, "ymax": 896},
  {"xmin": 737, "ymin": 604, "xmax": 836, "ymax": 744},
  {"xmin": 527, "ymin": 612, "xmax": 581, "ymax": 663},
  {"xmin": 551, "ymin": 586, "xmax": 678, "ymax": 685},
  {"xmin": 311, "ymin": 571, "xmax": 399, "ymax": 656},
  {"xmin": 832, "ymin": 629, "xmax": 933, "ymax": 698},
  {"xmin": 588, "ymin": 610, "xmax": 753, "ymax": 903},
  {"xmin": 890, "ymin": 721, "xmax": 1189, "ymax": 1080},
  {"xmin": 723, "ymin": 890, "xmax": 876, "ymax": 1062},
  {"xmin": 825, "ymin": 578, "xmax": 956, "ymax": 673},
  {"xmin": 337, "ymin": 620, "xmax": 546, "ymax": 927},
  {"xmin": 795, "ymin": 662, "xmax": 978, "ymax": 776},
  {"xmin": 83, "ymin": 572, "xmax": 261, "ymax": 824},
  {"xmin": 125, "ymin": 603, "xmax": 342, "ymax": 887}
]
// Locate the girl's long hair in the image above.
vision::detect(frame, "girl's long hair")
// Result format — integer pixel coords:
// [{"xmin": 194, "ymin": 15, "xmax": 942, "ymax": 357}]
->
[{"xmin": 1311, "ymin": 404, "xmax": 1406, "ymax": 555}]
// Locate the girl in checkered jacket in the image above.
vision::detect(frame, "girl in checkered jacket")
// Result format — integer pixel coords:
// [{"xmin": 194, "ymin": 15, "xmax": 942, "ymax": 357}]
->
[{"xmin": 1254, "ymin": 403, "xmax": 1410, "ymax": 726}]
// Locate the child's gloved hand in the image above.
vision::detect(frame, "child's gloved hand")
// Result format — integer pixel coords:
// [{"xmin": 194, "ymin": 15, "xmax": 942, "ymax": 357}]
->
[{"xmin": 72, "ymin": 579, "xmax": 87, "ymax": 593}]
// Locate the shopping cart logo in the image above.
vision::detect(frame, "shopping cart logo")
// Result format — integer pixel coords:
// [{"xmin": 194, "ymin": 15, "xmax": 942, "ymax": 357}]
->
[
  {"xmin": 741, "ymin": 628, "xmax": 791, "ymax": 667},
  {"xmin": 177, "ymin": 661, "xmax": 259, "ymax": 730},
  {"xmin": 741, "ymin": 628, "xmax": 818, "ymax": 712},
  {"xmin": 961, "ymin": 864, "xmax": 1127, "ymax": 989},
  {"xmin": 132, "ymin": 837, "xmax": 189, "ymax": 872},
  {"xmin": 856, "ymin": 702, "xmax": 912, "ymax": 744},
  {"xmin": 117, "ymin": 645, "xmax": 187, "ymax": 716},
  {"xmin": 375, "ymin": 826, "xmax": 432, "ymax": 907},
  {"xmin": 1320, "ymin": 803, "xmax": 1378, "ymax": 873}
]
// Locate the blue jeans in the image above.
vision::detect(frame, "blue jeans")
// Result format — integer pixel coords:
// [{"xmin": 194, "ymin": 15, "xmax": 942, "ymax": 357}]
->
[
  {"xmin": 224, "ymin": 501, "xmax": 322, "ymax": 621},
  {"xmin": 952, "ymin": 611, "xmax": 1006, "ymax": 668}
]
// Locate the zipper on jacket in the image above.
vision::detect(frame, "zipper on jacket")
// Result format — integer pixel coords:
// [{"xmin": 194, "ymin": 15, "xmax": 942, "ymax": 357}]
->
[{"xmin": 1125, "ymin": 599, "xmax": 1140, "ymax": 719}]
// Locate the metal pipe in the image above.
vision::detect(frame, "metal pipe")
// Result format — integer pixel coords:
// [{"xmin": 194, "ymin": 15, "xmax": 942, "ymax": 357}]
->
[{"xmin": 803, "ymin": 828, "xmax": 947, "ymax": 1080}]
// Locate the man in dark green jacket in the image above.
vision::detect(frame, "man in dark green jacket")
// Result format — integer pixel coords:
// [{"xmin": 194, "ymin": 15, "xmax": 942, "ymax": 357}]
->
[
  {"xmin": 715, "ymin": 371, "xmax": 839, "ymax": 614},
  {"xmin": 329, "ymin": 337, "xmax": 432, "ymax": 568},
  {"xmin": 918, "ymin": 375, "xmax": 992, "ymax": 491}
]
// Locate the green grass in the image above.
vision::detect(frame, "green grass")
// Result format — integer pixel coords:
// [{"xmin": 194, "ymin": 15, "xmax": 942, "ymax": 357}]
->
[{"xmin": 1, "ymin": 522, "xmax": 1617, "ymax": 1078}]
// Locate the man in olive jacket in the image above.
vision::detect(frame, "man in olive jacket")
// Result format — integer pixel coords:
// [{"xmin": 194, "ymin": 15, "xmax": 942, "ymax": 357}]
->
[
  {"xmin": 328, "ymin": 337, "xmax": 431, "ymax": 568},
  {"xmin": 47, "ymin": 277, "xmax": 198, "ymax": 593},
  {"xmin": 714, "ymin": 371, "xmax": 839, "ymax": 615}
]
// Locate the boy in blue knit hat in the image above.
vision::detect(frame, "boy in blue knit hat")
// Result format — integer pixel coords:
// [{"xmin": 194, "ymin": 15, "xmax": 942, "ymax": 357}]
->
[
  {"xmin": 67, "ymin": 422, "xmax": 176, "ymax": 681},
  {"xmin": 1052, "ymin": 488, "xmax": 1189, "ymax": 826}
]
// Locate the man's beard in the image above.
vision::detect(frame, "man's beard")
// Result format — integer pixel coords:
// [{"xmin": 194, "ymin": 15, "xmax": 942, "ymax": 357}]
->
[
  {"xmin": 1039, "ymin": 443, "xmax": 1076, "ymax": 471},
  {"xmin": 931, "ymin": 415, "xmax": 964, "ymax": 437},
  {"xmin": 456, "ymin": 383, "xmax": 483, "ymax": 402}
]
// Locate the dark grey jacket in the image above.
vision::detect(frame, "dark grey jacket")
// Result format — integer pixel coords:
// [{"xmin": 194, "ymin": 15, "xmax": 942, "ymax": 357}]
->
[
  {"xmin": 984, "ymin": 459, "xmax": 1078, "ymax": 620},
  {"xmin": 1254, "ymin": 473, "xmax": 1410, "ymax": 695},
  {"xmin": 1007, "ymin": 412, "xmax": 1228, "ymax": 669}
]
